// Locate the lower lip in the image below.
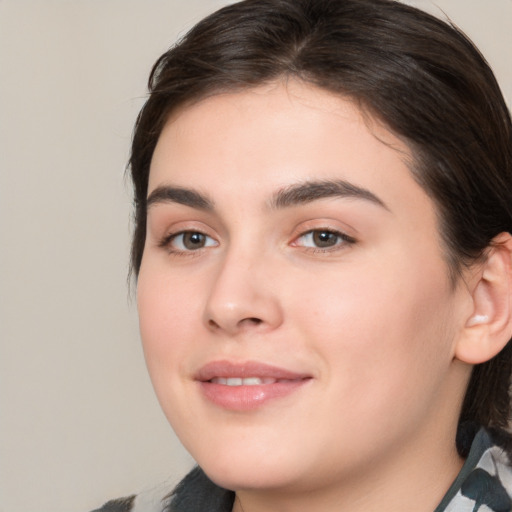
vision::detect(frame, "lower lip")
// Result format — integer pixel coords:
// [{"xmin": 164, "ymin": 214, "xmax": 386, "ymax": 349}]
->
[{"xmin": 199, "ymin": 380, "xmax": 310, "ymax": 411}]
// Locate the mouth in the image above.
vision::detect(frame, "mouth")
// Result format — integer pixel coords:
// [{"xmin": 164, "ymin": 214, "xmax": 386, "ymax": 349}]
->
[
  {"xmin": 209, "ymin": 377, "xmax": 295, "ymax": 386},
  {"xmin": 196, "ymin": 360, "xmax": 312, "ymax": 411}
]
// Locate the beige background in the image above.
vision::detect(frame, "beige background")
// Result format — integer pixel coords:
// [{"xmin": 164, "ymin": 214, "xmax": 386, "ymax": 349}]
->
[{"xmin": 0, "ymin": 1, "xmax": 510, "ymax": 511}]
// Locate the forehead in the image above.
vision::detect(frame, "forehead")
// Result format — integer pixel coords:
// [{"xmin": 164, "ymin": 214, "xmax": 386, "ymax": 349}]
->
[
  {"xmin": 152, "ymin": 82, "xmax": 411, "ymax": 182},
  {"xmin": 149, "ymin": 81, "xmax": 428, "ymax": 217}
]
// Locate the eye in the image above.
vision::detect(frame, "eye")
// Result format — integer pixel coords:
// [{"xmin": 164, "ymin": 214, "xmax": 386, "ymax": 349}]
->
[
  {"xmin": 163, "ymin": 231, "xmax": 218, "ymax": 252},
  {"xmin": 294, "ymin": 229, "xmax": 355, "ymax": 250}
]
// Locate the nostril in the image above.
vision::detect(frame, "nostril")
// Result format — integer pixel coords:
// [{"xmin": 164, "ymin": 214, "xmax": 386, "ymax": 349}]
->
[
  {"xmin": 207, "ymin": 316, "xmax": 265, "ymax": 333},
  {"xmin": 208, "ymin": 319, "xmax": 220, "ymax": 329},
  {"xmin": 244, "ymin": 317, "xmax": 263, "ymax": 326}
]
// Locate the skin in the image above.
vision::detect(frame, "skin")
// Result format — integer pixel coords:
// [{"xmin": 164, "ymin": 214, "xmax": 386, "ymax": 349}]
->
[{"xmin": 137, "ymin": 81, "xmax": 477, "ymax": 512}]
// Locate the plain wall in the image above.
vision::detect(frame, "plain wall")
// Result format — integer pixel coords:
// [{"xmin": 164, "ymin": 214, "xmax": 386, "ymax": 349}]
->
[{"xmin": 0, "ymin": 1, "xmax": 510, "ymax": 511}]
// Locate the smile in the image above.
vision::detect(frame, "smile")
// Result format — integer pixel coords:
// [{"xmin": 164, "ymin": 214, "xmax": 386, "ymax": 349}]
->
[{"xmin": 196, "ymin": 361, "xmax": 312, "ymax": 411}]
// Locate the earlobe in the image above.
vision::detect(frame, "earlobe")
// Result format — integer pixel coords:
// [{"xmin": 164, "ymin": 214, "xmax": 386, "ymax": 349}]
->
[{"xmin": 455, "ymin": 232, "xmax": 512, "ymax": 365}]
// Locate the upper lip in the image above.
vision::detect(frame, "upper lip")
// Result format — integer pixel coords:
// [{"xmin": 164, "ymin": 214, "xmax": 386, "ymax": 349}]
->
[{"xmin": 195, "ymin": 360, "xmax": 311, "ymax": 382}]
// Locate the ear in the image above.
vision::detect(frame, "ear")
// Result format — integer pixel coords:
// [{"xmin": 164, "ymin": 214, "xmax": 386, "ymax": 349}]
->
[{"xmin": 455, "ymin": 232, "xmax": 512, "ymax": 365}]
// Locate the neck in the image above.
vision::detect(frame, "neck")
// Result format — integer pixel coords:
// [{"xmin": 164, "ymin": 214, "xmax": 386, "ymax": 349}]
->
[{"xmin": 232, "ymin": 432, "xmax": 464, "ymax": 512}]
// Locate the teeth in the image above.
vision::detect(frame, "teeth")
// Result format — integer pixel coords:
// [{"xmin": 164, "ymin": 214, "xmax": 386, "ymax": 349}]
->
[
  {"xmin": 242, "ymin": 377, "xmax": 264, "ymax": 386},
  {"xmin": 210, "ymin": 377, "xmax": 277, "ymax": 386}
]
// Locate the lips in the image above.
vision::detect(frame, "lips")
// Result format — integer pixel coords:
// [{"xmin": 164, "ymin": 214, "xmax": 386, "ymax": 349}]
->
[{"xmin": 196, "ymin": 360, "xmax": 312, "ymax": 411}]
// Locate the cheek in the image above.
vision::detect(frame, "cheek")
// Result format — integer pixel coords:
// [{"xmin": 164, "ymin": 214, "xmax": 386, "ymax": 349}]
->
[
  {"xmin": 136, "ymin": 268, "xmax": 198, "ymax": 382},
  {"xmin": 290, "ymin": 254, "xmax": 457, "ymax": 400},
  {"xmin": 136, "ymin": 267, "xmax": 211, "ymax": 440}
]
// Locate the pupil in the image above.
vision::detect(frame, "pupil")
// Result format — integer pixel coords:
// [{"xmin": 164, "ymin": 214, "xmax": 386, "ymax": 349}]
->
[
  {"xmin": 184, "ymin": 232, "xmax": 205, "ymax": 249},
  {"xmin": 313, "ymin": 231, "xmax": 336, "ymax": 247}
]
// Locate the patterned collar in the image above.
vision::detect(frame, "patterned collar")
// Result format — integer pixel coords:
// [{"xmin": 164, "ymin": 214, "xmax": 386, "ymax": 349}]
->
[{"xmin": 435, "ymin": 427, "xmax": 512, "ymax": 512}]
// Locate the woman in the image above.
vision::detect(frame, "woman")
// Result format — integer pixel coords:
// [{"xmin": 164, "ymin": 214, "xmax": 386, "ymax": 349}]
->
[{"xmin": 94, "ymin": 0, "xmax": 512, "ymax": 510}]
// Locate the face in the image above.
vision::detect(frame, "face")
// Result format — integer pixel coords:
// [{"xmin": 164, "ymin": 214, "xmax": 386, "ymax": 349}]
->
[{"xmin": 137, "ymin": 81, "xmax": 471, "ymax": 494}]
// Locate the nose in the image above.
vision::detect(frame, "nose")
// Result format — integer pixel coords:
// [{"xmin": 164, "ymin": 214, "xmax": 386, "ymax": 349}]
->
[{"xmin": 203, "ymin": 250, "xmax": 284, "ymax": 336}]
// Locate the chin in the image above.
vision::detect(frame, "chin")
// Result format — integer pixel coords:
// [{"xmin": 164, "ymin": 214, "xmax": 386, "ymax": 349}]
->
[
  {"xmin": 186, "ymin": 438, "xmax": 308, "ymax": 492},
  {"xmin": 201, "ymin": 459, "xmax": 301, "ymax": 492}
]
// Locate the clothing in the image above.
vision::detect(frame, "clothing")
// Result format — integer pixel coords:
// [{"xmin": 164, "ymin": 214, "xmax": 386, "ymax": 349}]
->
[{"xmin": 91, "ymin": 426, "xmax": 512, "ymax": 512}]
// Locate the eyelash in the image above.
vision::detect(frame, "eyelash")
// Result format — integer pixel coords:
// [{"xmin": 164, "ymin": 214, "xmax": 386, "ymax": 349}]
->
[{"xmin": 158, "ymin": 228, "xmax": 356, "ymax": 257}]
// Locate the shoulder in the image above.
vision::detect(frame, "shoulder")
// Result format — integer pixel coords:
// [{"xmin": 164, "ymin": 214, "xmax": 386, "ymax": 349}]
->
[
  {"xmin": 90, "ymin": 468, "xmax": 233, "ymax": 512},
  {"xmin": 90, "ymin": 495, "xmax": 136, "ymax": 512},
  {"xmin": 90, "ymin": 481, "xmax": 174, "ymax": 512},
  {"xmin": 166, "ymin": 466, "xmax": 234, "ymax": 512}
]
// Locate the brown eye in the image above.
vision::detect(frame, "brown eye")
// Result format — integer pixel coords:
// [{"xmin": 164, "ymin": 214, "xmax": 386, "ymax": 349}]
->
[
  {"xmin": 182, "ymin": 232, "xmax": 207, "ymax": 250},
  {"xmin": 312, "ymin": 230, "xmax": 339, "ymax": 248},
  {"xmin": 169, "ymin": 231, "xmax": 217, "ymax": 252},
  {"xmin": 294, "ymin": 229, "xmax": 355, "ymax": 251}
]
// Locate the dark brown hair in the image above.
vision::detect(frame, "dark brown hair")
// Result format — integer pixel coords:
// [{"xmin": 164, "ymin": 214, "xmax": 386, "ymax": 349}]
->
[{"xmin": 129, "ymin": 0, "xmax": 512, "ymax": 433}]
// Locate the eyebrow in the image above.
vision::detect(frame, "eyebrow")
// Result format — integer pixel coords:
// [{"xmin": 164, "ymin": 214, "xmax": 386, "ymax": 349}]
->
[
  {"xmin": 146, "ymin": 185, "xmax": 214, "ymax": 210},
  {"xmin": 270, "ymin": 179, "xmax": 389, "ymax": 210},
  {"xmin": 146, "ymin": 179, "xmax": 388, "ymax": 212}
]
